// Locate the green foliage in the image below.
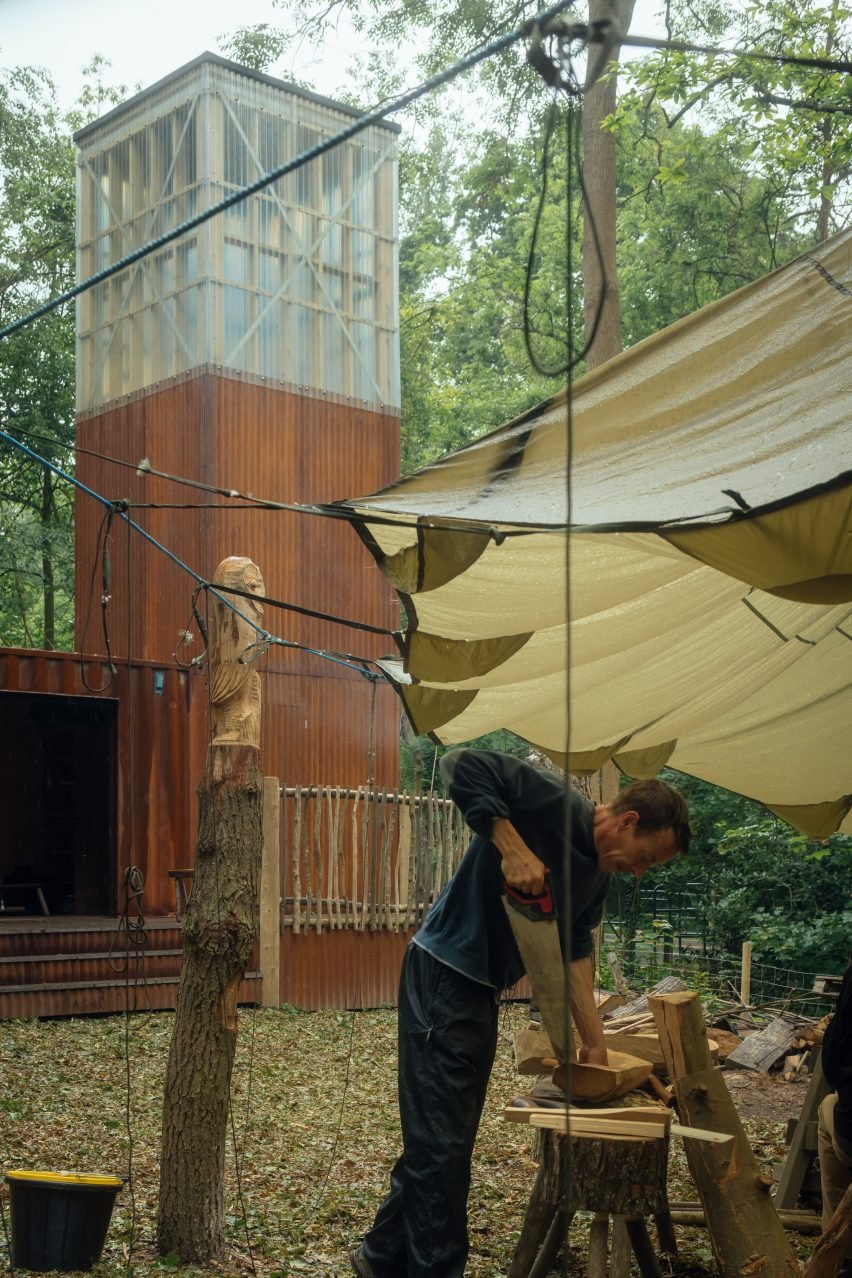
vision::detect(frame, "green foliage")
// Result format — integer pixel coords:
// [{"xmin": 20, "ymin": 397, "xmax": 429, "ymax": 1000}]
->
[
  {"xmin": 217, "ymin": 25, "xmax": 290, "ymax": 73},
  {"xmin": 748, "ymin": 908, "xmax": 852, "ymax": 972},
  {"xmin": 0, "ymin": 59, "xmax": 126, "ymax": 649},
  {"xmin": 399, "ymin": 727, "xmax": 531, "ymax": 794},
  {"xmin": 0, "ymin": 65, "xmax": 76, "ymax": 649},
  {"xmin": 615, "ymin": 0, "xmax": 852, "ymax": 239}
]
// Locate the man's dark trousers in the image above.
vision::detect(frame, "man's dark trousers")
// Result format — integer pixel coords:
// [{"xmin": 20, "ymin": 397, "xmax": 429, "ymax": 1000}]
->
[{"xmin": 361, "ymin": 942, "xmax": 499, "ymax": 1278}]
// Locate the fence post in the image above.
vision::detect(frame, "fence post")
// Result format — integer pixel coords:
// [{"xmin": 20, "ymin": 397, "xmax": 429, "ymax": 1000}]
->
[
  {"xmin": 259, "ymin": 777, "xmax": 281, "ymax": 1008},
  {"xmin": 740, "ymin": 940, "xmax": 752, "ymax": 1007}
]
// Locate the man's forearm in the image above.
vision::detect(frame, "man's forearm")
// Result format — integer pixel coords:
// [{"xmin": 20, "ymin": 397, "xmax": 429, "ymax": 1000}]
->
[
  {"xmin": 491, "ymin": 817, "xmax": 546, "ymax": 894},
  {"xmin": 570, "ymin": 956, "xmax": 607, "ymax": 1063}
]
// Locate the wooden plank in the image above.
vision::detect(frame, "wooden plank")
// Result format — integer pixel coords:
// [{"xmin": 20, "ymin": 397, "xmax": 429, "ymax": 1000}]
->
[
  {"xmin": 726, "ymin": 1016, "xmax": 798, "ymax": 1072},
  {"xmin": 527, "ymin": 1112, "xmax": 668, "ymax": 1140},
  {"xmin": 607, "ymin": 976, "xmax": 688, "ymax": 1024},
  {"xmin": 258, "ymin": 777, "xmax": 281, "ymax": 1008},
  {"xmin": 774, "ymin": 1051, "xmax": 831, "ymax": 1210},
  {"xmin": 603, "ymin": 1030, "xmax": 665, "ymax": 1068}
]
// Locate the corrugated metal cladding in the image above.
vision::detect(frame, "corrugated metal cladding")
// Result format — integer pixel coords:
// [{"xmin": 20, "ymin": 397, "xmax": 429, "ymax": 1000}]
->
[
  {"xmin": 76, "ymin": 53, "xmax": 399, "ymax": 415},
  {"xmin": 0, "ymin": 651, "xmax": 198, "ymax": 916},
  {"xmin": 0, "ymin": 975, "xmax": 261, "ymax": 1021},
  {"xmin": 280, "ymin": 928, "xmax": 411, "ymax": 1010},
  {"xmin": 74, "ymin": 375, "xmax": 402, "ymax": 803}
]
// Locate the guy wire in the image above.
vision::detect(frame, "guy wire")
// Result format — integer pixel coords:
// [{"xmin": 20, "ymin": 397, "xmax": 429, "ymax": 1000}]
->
[
  {"xmin": 122, "ymin": 492, "xmax": 142, "ymax": 1278},
  {"xmin": 560, "ymin": 62, "xmax": 577, "ymax": 1278}
]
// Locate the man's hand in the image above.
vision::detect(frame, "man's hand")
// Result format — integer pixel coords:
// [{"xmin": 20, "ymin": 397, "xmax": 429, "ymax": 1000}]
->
[
  {"xmin": 578, "ymin": 1043, "xmax": 609, "ymax": 1066},
  {"xmin": 491, "ymin": 817, "xmax": 546, "ymax": 894}
]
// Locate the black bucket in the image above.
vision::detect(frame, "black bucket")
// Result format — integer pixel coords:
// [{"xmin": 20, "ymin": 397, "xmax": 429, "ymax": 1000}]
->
[{"xmin": 5, "ymin": 1170, "xmax": 124, "ymax": 1272}]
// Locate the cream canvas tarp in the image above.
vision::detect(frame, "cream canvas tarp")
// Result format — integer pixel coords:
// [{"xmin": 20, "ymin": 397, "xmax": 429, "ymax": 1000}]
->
[{"xmin": 340, "ymin": 229, "xmax": 852, "ymax": 837}]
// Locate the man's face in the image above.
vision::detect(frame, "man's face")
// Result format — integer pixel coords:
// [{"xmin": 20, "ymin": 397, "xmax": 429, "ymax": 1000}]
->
[{"xmin": 593, "ymin": 808, "xmax": 679, "ymax": 879}]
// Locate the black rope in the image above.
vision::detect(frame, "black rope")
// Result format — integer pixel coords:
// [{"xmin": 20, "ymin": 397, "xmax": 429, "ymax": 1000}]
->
[
  {"xmin": 78, "ymin": 503, "xmax": 127, "ymax": 693},
  {"xmin": 203, "ymin": 580, "xmax": 401, "ymax": 640},
  {"xmin": 0, "ymin": 0, "xmax": 580, "ymax": 344}
]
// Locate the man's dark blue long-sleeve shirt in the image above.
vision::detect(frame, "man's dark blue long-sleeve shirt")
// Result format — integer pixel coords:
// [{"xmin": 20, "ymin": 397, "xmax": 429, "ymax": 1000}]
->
[{"xmin": 412, "ymin": 749, "xmax": 609, "ymax": 990}]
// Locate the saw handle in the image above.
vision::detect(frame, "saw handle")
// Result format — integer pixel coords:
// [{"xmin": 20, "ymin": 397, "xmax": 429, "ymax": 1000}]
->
[{"xmin": 504, "ymin": 871, "xmax": 556, "ymax": 922}]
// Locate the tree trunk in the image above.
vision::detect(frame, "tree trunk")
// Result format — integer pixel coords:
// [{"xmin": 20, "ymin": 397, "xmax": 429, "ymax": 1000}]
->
[
  {"xmin": 157, "ymin": 744, "xmax": 263, "ymax": 1261},
  {"xmin": 649, "ymin": 992, "xmax": 800, "ymax": 1278},
  {"xmin": 581, "ymin": 0, "xmax": 638, "ymax": 370}
]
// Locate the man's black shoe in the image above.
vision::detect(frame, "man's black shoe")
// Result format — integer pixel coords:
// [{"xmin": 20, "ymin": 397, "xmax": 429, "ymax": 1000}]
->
[{"xmin": 350, "ymin": 1245, "xmax": 378, "ymax": 1277}]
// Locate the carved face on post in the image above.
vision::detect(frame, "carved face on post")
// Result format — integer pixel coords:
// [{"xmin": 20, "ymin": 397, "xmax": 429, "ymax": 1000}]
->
[{"xmin": 208, "ymin": 557, "xmax": 266, "ymax": 748}]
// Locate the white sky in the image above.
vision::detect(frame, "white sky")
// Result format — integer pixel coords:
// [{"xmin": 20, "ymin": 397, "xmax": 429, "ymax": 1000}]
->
[
  {"xmin": 0, "ymin": 0, "xmax": 667, "ymax": 116},
  {"xmin": 0, "ymin": 0, "xmax": 361, "ymax": 108}
]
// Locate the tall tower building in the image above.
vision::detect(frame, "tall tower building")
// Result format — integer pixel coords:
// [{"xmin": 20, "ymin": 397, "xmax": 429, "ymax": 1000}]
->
[{"xmin": 74, "ymin": 54, "xmax": 401, "ymax": 790}]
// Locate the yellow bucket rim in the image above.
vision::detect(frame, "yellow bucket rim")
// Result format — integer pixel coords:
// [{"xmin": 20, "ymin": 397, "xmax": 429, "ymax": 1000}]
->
[{"xmin": 5, "ymin": 1170, "xmax": 123, "ymax": 1189}]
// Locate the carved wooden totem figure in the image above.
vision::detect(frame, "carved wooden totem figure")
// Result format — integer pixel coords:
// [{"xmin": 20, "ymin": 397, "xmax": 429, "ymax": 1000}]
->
[{"xmin": 208, "ymin": 556, "xmax": 265, "ymax": 747}]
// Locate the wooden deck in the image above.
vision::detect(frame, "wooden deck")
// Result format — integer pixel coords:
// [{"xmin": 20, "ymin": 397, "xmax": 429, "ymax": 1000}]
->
[{"xmin": 0, "ymin": 915, "xmax": 261, "ymax": 1019}]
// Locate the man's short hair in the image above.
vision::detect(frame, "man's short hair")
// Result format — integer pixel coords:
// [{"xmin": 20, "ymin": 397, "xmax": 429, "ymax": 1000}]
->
[{"xmin": 612, "ymin": 779, "xmax": 692, "ymax": 855}]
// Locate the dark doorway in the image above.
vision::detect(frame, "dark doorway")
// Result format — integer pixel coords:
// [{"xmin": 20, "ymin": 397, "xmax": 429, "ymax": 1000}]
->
[{"xmin": 0, "ymin": 691, "xmax": 117, "ymax": 916}]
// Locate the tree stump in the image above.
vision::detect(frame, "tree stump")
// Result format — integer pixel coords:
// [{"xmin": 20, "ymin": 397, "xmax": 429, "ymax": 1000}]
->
[
  {"xmin": 510, "ymin": 1127, "xmax": 670, "ymax": 1278},
  {"xmin": 157, "ymin": 745, "xmax": 263, "ymax": 1260},
  {"xmin": 157, "ymin": 557, "xmax": 267, "ymax": 1262}
]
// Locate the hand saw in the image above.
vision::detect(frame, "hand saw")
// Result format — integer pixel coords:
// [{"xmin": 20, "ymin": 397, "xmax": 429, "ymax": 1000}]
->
[{"xmin": 502, "ymin": 873, "xmax": 570, "ymax": 1063}]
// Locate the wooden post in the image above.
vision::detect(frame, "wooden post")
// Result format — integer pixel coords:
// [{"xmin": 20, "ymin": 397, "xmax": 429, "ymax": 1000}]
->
[
  {"xmin": 775, "ymin": 1051, "xmax": 831, "ymax": 1210},
  {"xmin": 649, "ymin": 991, "xmax": 800, "ymax": 1278},
  {"xmin": 157, "ymin": 558, "xmax": 266, "ymax": 1262},
  {"xmin": 741, "ymin": 941, "xmax": 752, "ymax": 1007},
  {"xmin": 259, "ymin": 777, "xmax": 281, "ymax": 1009}
]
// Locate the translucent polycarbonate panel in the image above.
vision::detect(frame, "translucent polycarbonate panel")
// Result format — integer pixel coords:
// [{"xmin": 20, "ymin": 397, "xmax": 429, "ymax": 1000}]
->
[{"xmin": 77, "ymin": 56, "xmax": 399, "ymax": 412}]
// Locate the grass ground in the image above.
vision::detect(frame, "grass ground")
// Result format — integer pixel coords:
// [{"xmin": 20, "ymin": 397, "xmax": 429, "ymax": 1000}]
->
[{"xmin": 0, "ymin": 1004, "xmax": 816, "ymax": 1276}]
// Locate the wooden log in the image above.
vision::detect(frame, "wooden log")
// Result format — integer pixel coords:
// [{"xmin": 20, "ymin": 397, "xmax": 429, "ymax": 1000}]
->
[
  {"xmin": 651, "ymin": 991, "xmax": 800, "ymax": 1278},
  {"xmin": 531, "ymin": 1126, "xmax": 670, "ymax": 1215},
  {"xmin": 258, "ymin": 777, "xmax": 280, "ymax": 1008},
  {"xmin": 608, "ymin": 976, "xmax": 688, "ymax": 1025},
  {"xmin": 741, "ymin": 941, "xmax": 752, "ymax": 1007},
  {"xmin": 654, "ymin": 1209, "xmax": 678, "ymax": 1256},
  {"xmin": 314, "ymin": 788, "xmax": 323, "ymax": 934},
  {"xmin": 292, "ymin": 785, "xmax": 302, "ymax": 933},
  {"xmin": 801, "ymin": 1181, "xmax": 852, "ymax": 1278},
  {"xmin": 667, "ymin": 1202, "xmax": 822, "ymax": 1234},
  {"xmin": 603, "ymin": 1030, "xmax": 666, "ymax": 1069},
  {"xmin": 554, "ymin": 1048, "xmax": 652, "ymax": 1103},
  {"xmin": 625, "ymin": 1216, "xmax": 663, "ymax": 1278},
  {"xmin": 514, "ymin": 1023, "xmax": 559, "ymax": 1075},
  {"xmin": 507, "ymin": 1162, "xmax": 560, "ymax": 1278},
  {"xmin": 589, "ymin": 1213, "xmax": 609, "ymax": 1278},
  {"xmin": 648, "ymin": 990, "xmax": 712, "ymax": 1079},
  {"xmin": 158, "ymin": 743, "xmax": 263, "ymax": 1260},
  {"xmin": 673, "ymin": 1067, "xmax": 800, "ymax": 1278},
  {"xmin": 612, "ymin": 1215, "xmax": 632, "ymax": 1278},
  {"xmin": 528, "ymin": 1209, "xmax": 571, "ymax": 1278}
]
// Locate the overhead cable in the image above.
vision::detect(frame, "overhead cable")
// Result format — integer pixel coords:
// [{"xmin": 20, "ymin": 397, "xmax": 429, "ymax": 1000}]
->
[
  {"xmin": 0, "ymin": 427, "xmax": 399, "ymax": 678},
  {"xmin": 0, "ymin": 0, "xmax": 579, "ymax": 343},
  {"xmin": 2, "ymin": 6, "xmax": 849, "ymax": 347}
]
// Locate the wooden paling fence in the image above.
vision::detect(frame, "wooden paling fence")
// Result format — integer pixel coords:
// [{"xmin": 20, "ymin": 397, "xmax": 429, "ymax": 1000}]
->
[{"xmin": 281, "ymin": 786, "xmax": 468, "ymax": 933}]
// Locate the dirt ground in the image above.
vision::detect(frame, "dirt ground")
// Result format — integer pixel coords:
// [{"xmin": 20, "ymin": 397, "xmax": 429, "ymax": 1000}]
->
[{"xmin": 722, "ymin": 1064, "xmax": 811, "ymax": 1123}]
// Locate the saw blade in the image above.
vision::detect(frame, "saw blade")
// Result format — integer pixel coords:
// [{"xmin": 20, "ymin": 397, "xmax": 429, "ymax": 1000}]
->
[{"xmin": 503, "ymin": 890, "xmax": 569, "ymax": 1062}]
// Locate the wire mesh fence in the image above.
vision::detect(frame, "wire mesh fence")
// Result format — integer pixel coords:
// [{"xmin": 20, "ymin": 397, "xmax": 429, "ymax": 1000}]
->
[{"xmin": 601, "ymin": 924, "xmax": 839, "ymax": 1018}]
